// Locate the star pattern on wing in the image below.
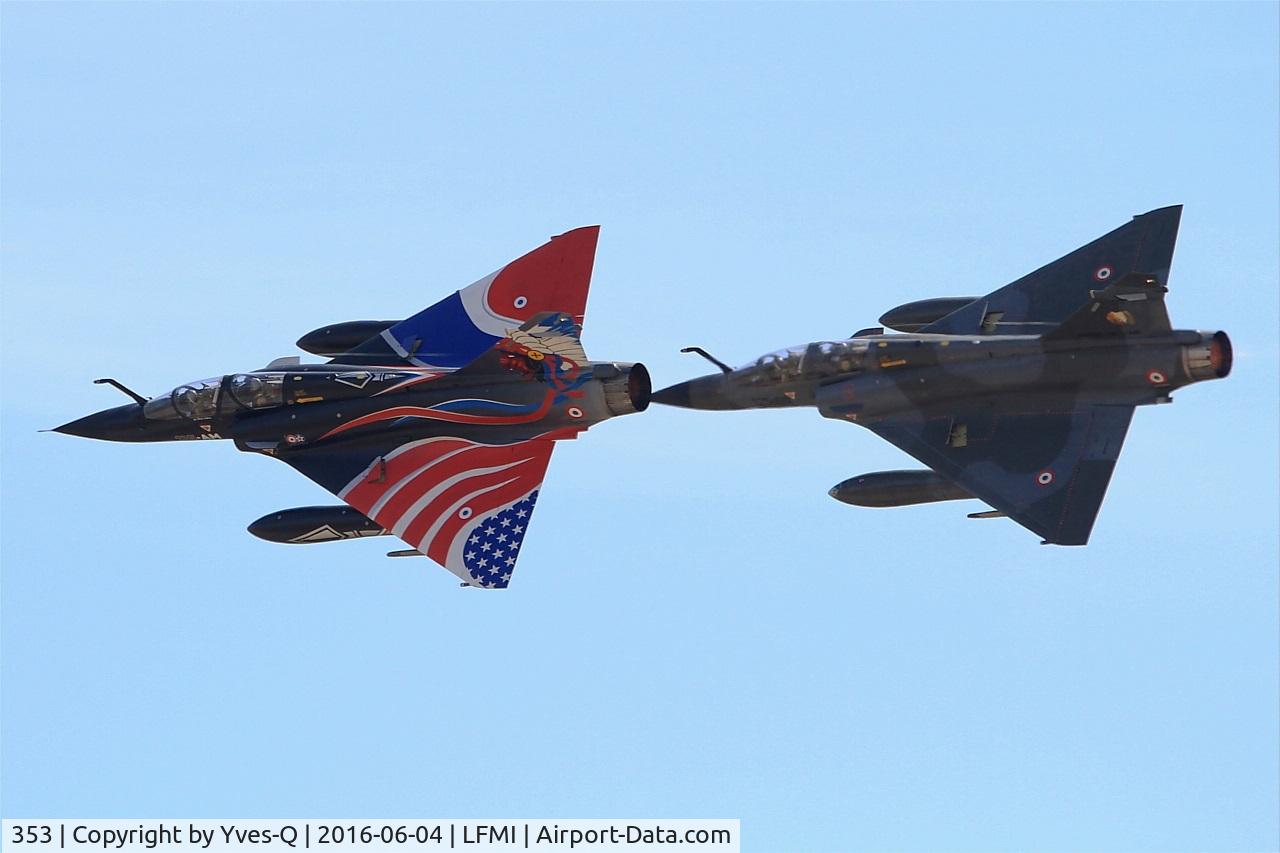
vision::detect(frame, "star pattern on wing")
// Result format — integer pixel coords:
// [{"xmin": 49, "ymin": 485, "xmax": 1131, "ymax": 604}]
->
[{"xmin": 462, "ymin": 490, "xmax": 540, "ymax": 589}]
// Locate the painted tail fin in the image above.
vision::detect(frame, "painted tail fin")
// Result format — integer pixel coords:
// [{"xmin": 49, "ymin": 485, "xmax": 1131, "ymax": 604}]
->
[{"xmin": 334, "ymin": 227, "xmax": 599, "ymax": 369}]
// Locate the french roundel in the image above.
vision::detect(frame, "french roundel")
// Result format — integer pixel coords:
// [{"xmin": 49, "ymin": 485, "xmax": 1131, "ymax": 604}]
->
[
  {"xmin": 1147, "ymin": 370, "xmax": 1167, "ymax": 385},
  {"xmin": 483, "ymin": 227, "xmax": 598, "ymax": 326},
  {"xmin": 378, "ymin": 227, "xmax": 600, "ymax": 371},
  {"xmin": 1036, "ymin": 470, "xmax": 1055, "ymax": 486},
  {"xmin": 1094, "ymin": 266, "xmax": 1113, "ymax": 282}
]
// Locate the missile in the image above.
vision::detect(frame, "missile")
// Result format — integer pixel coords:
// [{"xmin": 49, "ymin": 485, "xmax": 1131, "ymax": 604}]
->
[
  {"xmin": 829, "ymin": 469, "xmax": 972, "ymax": 508},
  {"xmin": 248, "ymin": 505, "xmax": 389, "ymax": 544}
]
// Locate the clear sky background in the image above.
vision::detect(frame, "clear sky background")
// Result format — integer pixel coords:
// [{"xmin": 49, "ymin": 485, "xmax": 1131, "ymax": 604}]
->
[{"xmin": 3, "ymin": 4, "xmax": 1277, "ymax": 851}]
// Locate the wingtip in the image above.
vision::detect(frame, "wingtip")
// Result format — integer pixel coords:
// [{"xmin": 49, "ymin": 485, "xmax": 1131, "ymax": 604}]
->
[
  {"xmin": 1136, "ymin": 204, "xmax": 1183, "ymax": 219},
  {"xmin": 552, "ymin": 225, "xmax": 601, "ymax": 242}
]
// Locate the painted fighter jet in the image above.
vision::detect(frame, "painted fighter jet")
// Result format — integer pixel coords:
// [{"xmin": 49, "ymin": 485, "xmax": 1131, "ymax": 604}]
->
[
  {"xmin": 54, "ymin": 227, "xmax": 650, "ymax": 587},
  {"xmin": 653, "ymin": 206, "xmax": 1230, "ymax": 545}
]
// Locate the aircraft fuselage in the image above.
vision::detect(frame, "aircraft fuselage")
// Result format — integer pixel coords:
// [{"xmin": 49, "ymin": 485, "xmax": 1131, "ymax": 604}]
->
[
  {"xmin": 652, "ymin": 331, "xmax": 1231, "ymax": 423},
  {"xmin": 55, "ymin": 360, "xmax": 651, "ymax": 452}
]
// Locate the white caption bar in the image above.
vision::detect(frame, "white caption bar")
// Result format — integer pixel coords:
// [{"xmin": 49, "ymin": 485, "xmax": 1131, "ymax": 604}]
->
[{"xmin": 3, "ymin": 821, "xmax": 738, "ymax": 853}]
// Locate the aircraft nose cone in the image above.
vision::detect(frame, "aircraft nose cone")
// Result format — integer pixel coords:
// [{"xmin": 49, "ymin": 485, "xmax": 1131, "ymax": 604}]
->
[
  {"xmin": 652, "ymin": 374, "xmax": 739, "ymax": 410},
  {"xmin": 52, "ymin": 403, "xmax": 146, "ymax": 441},
  {"xmin": 651, "ymin": 380, "xmax": 694, "ymax": 408}
]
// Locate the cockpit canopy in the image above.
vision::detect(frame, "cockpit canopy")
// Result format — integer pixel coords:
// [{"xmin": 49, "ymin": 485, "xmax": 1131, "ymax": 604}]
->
[
  {"xmin": 732, "ymin": 340, "xmax": 868, "ymax": 386},
  {"xmin": 227, "ymin": 373, "xmax": 284, "ymax": 410},
  {"xmin": 143, "ymin": 374, "xmax": 285, "ymax": 421}
]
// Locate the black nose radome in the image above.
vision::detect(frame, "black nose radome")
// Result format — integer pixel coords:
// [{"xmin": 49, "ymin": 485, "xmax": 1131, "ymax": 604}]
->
[
  {"xmin": 651, "ymin": 380, "xmax": 694, "ymax": 408},
  {"xmin": 52, "ymin": 404, "xmax": 147, "ymax": 441},
  {"xmin": 652, "ymin": 374, "xmax": 741, "ymax": 410}
]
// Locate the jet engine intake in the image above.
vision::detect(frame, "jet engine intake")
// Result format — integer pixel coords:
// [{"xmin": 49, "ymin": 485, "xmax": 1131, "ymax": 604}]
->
[
  {"xmin": 829, "ymin": 469, "xmax": 972, "ymax": 507},
  {"xmin": 248, "ymin": 505, "xmax": 389, "ymax": 544},
  {"xmin": 879, "ymin": 297, "xmax": 977, "ymax": 333},
  {"xmin": 297, "ymin": 320, "xmax": 399, "ymax": 357},
  {"xmin": 598, "ymin": 362, "xmax": 652, "ymax": 416},
  {"xmin": 1183, "ymin": 330, "xmax": 1232, "ymax": 382}
]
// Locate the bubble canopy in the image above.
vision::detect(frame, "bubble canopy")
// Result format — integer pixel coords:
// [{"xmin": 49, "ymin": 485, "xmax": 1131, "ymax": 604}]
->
[
  {"xmin": 143, "ymin": 374, "xmax": 285, "ymax": 421},
  {"xmin": 732, "ymin": 340, "xmax": 868, "ymax": 385}
]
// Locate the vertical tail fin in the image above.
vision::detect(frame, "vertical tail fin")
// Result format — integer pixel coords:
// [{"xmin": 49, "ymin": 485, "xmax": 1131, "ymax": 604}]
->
[{"xmin": 335, "ymin": 227, "xmax": 599, "ymax": 368}]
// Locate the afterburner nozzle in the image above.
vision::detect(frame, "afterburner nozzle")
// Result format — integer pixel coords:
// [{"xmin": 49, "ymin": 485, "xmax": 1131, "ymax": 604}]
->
[
  {"xmin": 599, "ymin": 362, "xmax": 651, "ymax": 416},
  {"xmin": 1183, "ymin": 331, "xmax": 1232, "ymax": 382}
]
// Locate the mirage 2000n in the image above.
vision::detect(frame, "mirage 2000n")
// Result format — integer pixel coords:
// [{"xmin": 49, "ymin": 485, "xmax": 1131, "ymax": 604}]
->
[
  {"xmin": 54, "ymin": 227, "xmax": 650, "ymax": 588},
  {"xmin": 653, "ymin": 206, "xmax": 1230, "ymax": 546}
]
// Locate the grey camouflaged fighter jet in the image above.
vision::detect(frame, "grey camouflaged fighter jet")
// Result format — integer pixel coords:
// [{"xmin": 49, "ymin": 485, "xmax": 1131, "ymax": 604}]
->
[
  {"xmin": 53, "ymin": 227, "xmax": 651, "ymax": 588},
  {"xmin": 653, "ymin": 206, "xmax": 1230, "ymax": 546}
]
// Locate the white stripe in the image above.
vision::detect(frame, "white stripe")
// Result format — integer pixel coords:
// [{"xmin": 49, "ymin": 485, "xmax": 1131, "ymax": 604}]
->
[
  {"xmin": 390, "ymin": 457, "xmax": 533, "ymax": 538},
  {"xmin": 381, "ymin": 328, "xmax": 438, "ymax": 369},
  {"xmin": 337, "ymin": 437, "xmax": 456, "ymax": 499},
  {"xmin": 368, "ymin": 444, "xmax": 476, "ymax": 518},
  {"xmin": 374, "ymin": 371, "xmax": 449, "ymax": 395},
  {"xmin": 457, "ymin": 268, "xmax": 517, "ymax": 337},
  {"xmin": 380, "ymin": 328, "xmax": 410, "ymax": 358},
  {"xmin": 338, "ymin": 458, "xmax": 382, "ymax": 500},
  {"xmin": 433, "ymin": 397, "xmax": 529, "ymax": 411},
  {"xmin": 384, "ymin": 435, "xmax": 466, "ymax": 463},
  {"xmin": 419, "ymin": 476, "xmax": 520, "ymax": 570}
]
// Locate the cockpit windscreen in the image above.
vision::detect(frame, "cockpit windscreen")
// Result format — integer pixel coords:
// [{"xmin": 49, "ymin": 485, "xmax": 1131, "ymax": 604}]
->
[
  {"xmin": 733, "ymin": 340, "xmax": 868, "ymax": 385},
  {"xmin": 143, "ymin": 374, "xmax": 285, "ymax": 421}
]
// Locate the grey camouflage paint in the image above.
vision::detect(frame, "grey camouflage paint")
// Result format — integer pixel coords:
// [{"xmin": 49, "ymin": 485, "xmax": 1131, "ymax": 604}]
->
[{"xmin": 653, "ymin": 206, "xmax": 1232, "ymax": 545}]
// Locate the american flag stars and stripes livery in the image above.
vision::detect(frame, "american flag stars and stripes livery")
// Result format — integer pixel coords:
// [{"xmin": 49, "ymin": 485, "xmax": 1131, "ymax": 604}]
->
[
  {"xmin": 337, "ymin": 437, "xmax": 555, "ymax": 587},
  {"xmin": 461, "ymin": 490, "xmax": 540, "ymax": 589},
  {"xmin": 54, "ymin": 225, "xmax": 652, "ymax": 589}
]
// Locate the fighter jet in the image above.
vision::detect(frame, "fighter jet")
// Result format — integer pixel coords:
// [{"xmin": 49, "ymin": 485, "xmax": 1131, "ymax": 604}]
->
[
  {"xmin": 653, "ymin": 206, "xmax": 1230, "ymax": 545},
  {"xmin": 54, "ymin": 227, "xmax": 651, "ymax": 587}
]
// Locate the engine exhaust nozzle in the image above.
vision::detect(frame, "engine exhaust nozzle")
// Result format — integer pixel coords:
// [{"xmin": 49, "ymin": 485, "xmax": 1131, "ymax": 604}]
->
[
  {"xmin": 600, "ymin": 362, "xmax": 651, "ymax": 416},
  {"xmin": 1183, "ymin": 331, "xmax": 1232, "ymax": 382}
]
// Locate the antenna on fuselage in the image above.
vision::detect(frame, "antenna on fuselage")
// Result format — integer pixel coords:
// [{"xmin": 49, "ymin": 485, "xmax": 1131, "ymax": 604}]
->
[
  {"xmin": 679, "ymin": 347, "xmax": 732, "ymax": 375},
  {"xmin": 93, "ymin": 378, "xmax": 149, "ymax": 406}
]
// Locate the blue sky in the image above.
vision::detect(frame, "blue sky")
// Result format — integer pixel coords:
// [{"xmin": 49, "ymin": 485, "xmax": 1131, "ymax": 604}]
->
[{"xmin": 2, "ymin": 3, "xmax": 1277, "ymax": 850}]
